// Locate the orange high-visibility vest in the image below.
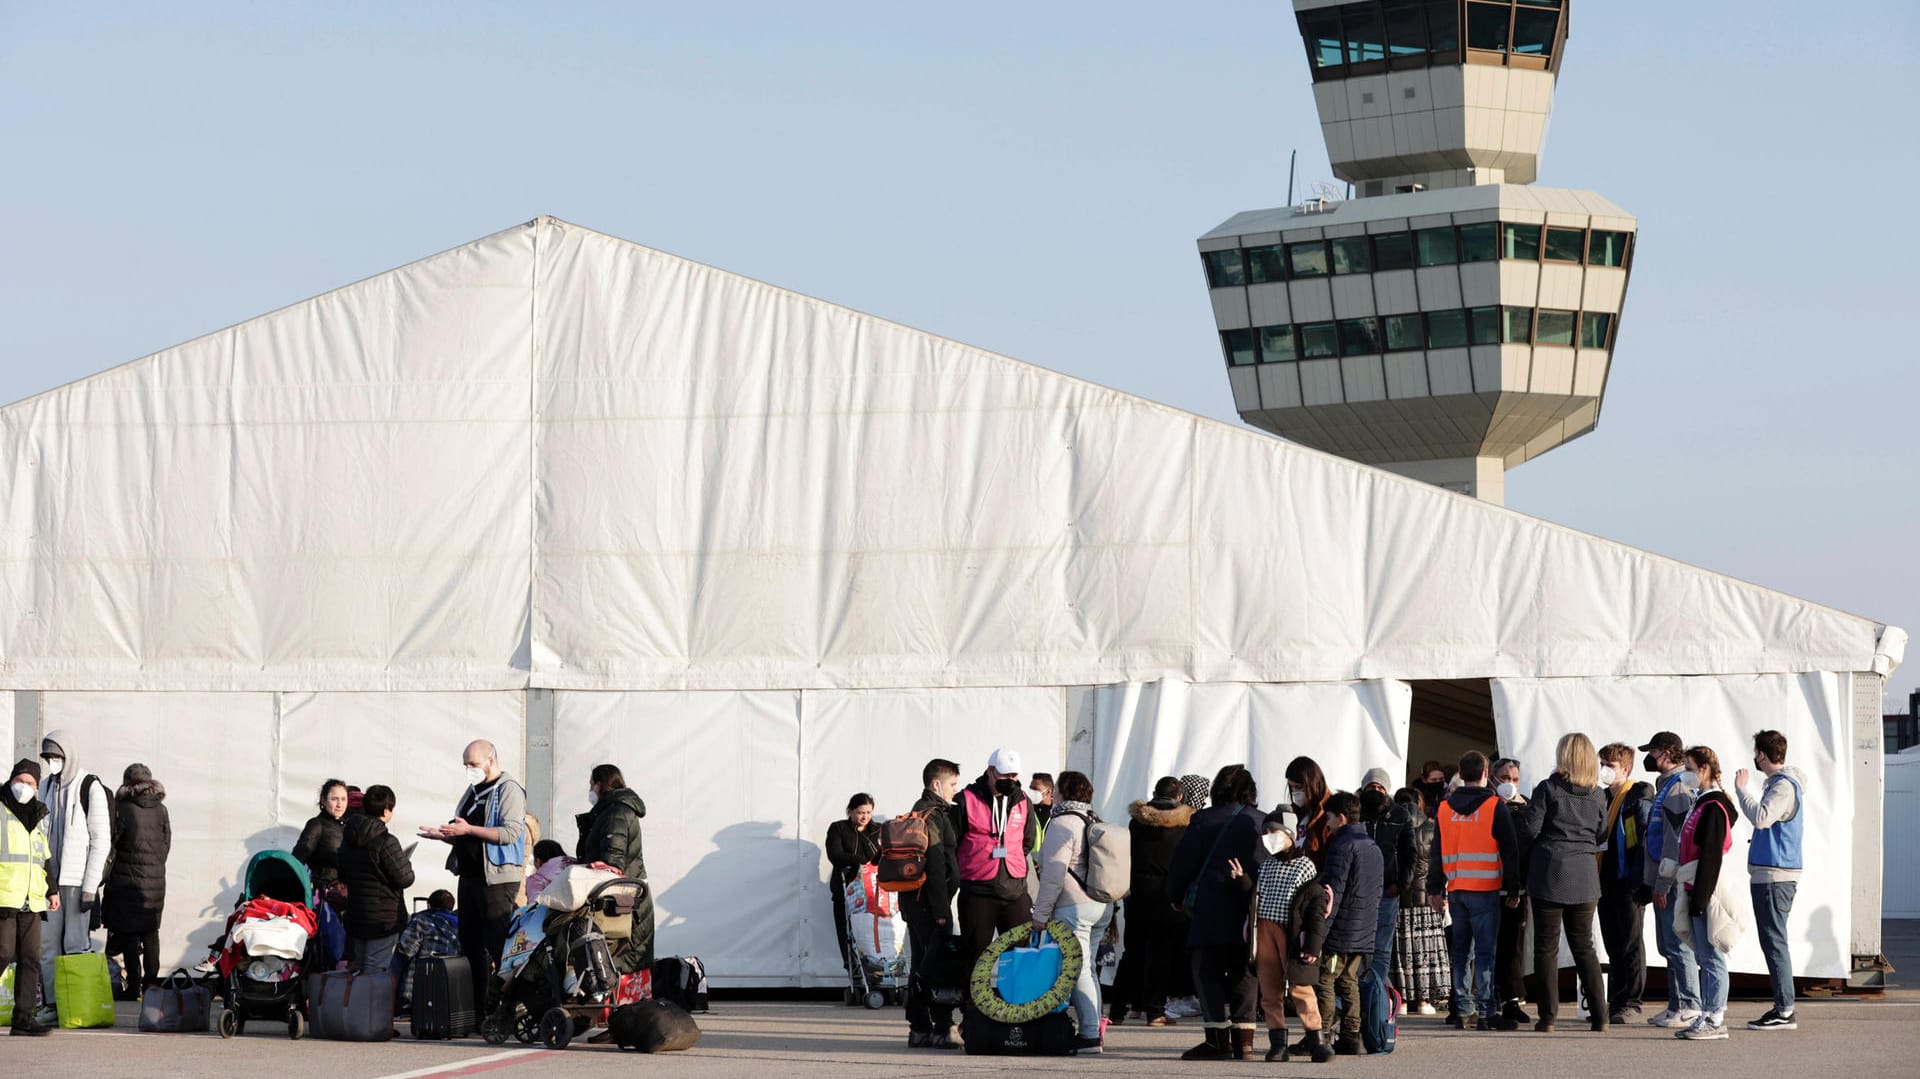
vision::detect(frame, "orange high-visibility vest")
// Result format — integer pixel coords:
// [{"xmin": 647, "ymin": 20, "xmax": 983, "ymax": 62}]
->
[{"xmin": 1438, "ymin": 797, "xmax": 1503, "ymax": 892}]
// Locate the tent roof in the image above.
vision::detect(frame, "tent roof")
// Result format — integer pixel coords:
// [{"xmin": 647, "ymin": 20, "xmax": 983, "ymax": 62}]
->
[{"xmin": 0, "ymin": 216, "xmax": 1901, "ymax": 692}]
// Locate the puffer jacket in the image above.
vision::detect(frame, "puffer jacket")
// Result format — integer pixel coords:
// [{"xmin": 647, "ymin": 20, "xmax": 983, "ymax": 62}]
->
[
  {"xmin": 102, "ymin": 779, "xmax": 171, "ymax": 934},
  {"xmin": 575, "ymin": 787, "xmax": 648, "ymax": 879},
  {"xmin": 38, "ymin": 728, "xmax": 112, "ymax": 892},
  {"xmin": 338, "ymin": 814, "xmax": 416, "ymax": 939},
  {"xmin": 1363, "ymin": 800, "xmax": 1419, "ymax": 898},
  {"xmin": 1126, "ymin": 798, "xmax": 1192, "ymax": 928},
  {"xmin": 1398, "ymin": 800, "xmax": 1434, "ymax": 907},
  {"xmin": 1321, "ymin": 822, "xmax": 1384, "ymax": 954},
  {"xmin": 1288, "ymin": 875, "xmax": 1334, "ymax": 986},
  {"xmin": 293, "ymin": 812, "xmax": 347, "ymax": 891}
]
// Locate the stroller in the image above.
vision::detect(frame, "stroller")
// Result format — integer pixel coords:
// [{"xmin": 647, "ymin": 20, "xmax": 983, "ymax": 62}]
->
[
  {"xmin": 212, "ymin": 850, "xmax": 322, "ymax": 1039},
  {"xmin": 842, "ymin": 865, "xmax": 908, "ymax": 1009},
  {"xmin": 481, "ymin": 872, "xmax": 649, "ymax": 1050}
]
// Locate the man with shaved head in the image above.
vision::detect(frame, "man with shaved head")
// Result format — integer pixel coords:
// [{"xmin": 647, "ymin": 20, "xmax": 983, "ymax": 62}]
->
[{"xmin": 418, "ymin": 738, "xmax": 527, "ymax": 1005}]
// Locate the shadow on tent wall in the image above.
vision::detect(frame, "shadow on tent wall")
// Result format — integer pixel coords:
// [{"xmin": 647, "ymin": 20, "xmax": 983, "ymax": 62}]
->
[{"xmin": 1407, "ymin": 679, "xmax": 1499, "ymax": 786}]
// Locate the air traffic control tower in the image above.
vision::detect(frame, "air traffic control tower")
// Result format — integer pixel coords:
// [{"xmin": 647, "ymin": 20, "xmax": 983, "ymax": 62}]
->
[{"xmin": 1198, "ymin": 1, "xmax": 1635, "ymax": 503}]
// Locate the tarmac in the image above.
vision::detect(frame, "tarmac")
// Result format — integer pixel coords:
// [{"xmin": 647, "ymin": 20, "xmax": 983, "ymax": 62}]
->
[{"xmin": 9, "ymin": 922, "xmax": 1919, "ymax": 1078}]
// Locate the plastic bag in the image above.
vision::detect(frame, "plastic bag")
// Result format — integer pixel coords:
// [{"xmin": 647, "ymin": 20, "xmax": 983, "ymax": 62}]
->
[
  {"xmin": 995, "ymin": 933, "xmax": 1064, "ymax": 1007},
  {"xmin": 55, "ymin": 952, "xmax": 117, "ymax": 1029},
  {"xmin": 0, "ymin": 964, "xmax": 15, "ymax": 1026}
]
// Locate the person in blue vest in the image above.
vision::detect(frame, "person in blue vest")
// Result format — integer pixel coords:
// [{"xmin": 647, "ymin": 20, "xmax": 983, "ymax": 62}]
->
[
  {"xmin": 418, "ymin": 739, "xmax": 527, "ymax": 1008},
  {"xmin": 1638, "ymin": 730, "xmax": 1702, "ymax": 1030},
  {"xmin": 1734, "ymin": 729, "xmax": 1804, "ymax": 1032}
]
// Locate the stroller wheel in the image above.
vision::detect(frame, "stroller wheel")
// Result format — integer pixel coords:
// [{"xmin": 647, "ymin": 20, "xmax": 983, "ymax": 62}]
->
[
  {"xmin": 481, "ymin": 1013, "xmax": 510, "ymax": 1046},
  {"xmin": 287, "ymin": 1011, "xmax": 306, "ymax": 1041},
  {"xmin": 864, "ymin": 990, "xmax": 886, "ymax": 1010},
  {"xmin": 218, "ymin": 1008, "xmax": 239, "ymax": 1039},
  {"xmin": 540, "ymin": 1007, "xmax": 573, "ymax": 1050}
]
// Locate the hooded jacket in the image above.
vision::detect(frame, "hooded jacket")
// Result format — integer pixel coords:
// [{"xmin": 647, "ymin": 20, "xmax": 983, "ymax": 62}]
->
[
  {"xmin": 38, "ymin": 729, "xmax": 113, "ymax": 893},
  {"xmin": 102, "ymin": 777, "xmax": 171, "ymax": 934},
  {"xmin": 1425, "ymin": 785, "xmax": 1523, "ymax": 898},
  {"xmin": 338, "ymin": 813, "xmax": 416, "ymax": 939},
  {"xmin": 1126, "ymin": 798, "xmax": 1192, "ymax": 926},
  {"xmin": 1, "ymin": 781, "xmax": 54, "ymax": 912},
  {"xmin": 575, "ymin": 787, "xmax": 648, "ymax": 879}
]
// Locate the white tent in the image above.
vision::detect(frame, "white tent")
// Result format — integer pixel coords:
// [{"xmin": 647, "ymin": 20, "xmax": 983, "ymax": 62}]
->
[{"xmin": 2, "ymin": 217, "xmax": 1903, "ymax": 984}]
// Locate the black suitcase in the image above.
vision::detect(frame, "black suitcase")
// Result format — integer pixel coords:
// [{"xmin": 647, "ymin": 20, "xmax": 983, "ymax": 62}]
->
[
  {"xmin": 960, "ymin": 1006, "xmax": 1074, "ymax": 1055},
  {"xmin": 651, "ymin": 956, "xmax": 709, "ymax": 1014},
  {"xmin": 412, "ymin": 955, "xmax": 477, "ymax": 1040},
  {"xmin": 608, "ymin": 999, "xmax": 702, "ymax": 1053}
]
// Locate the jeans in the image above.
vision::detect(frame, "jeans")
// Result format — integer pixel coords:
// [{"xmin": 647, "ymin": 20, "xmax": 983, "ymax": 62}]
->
[
  {"xmin": 1751, "ymin": 881, "xmax": 1797, "ymax": 1013},
  {"xmin": 1596, "ymin": 885, "xmax": 1646, "ymax": 1014},
  {"xmin": 1448, "ymin": 890, "xmax": 1501, "ymax": 1019},
  {"xmin": 1053, "ymin": 901, "xmax": 1112, "ymax": 1036},
  {"xmin": 1652, "ymin": 889, "xmax": 1701, "ymax": 1012},
  {"xmin": 1691, "ymin": 913, "xmax": 1727, "ymax": 1017},
  {"xmin": 1370, "ymin": 894, "xmax": 1398, "ymax": 987},
  {"xmin": 350, "ymin": 932, "xmax": 401, "ymax": 976},
  {"xmin": 1531, "ymin": 898, "xmax": 1604, "ymax": 1027},
  {"xmin": 36, "ymin": 885, "xmax": 95, "ymax": 1012},
  {"xmin": 1, "ymin": 910, "xmax": 44, "ymax": 1029}
]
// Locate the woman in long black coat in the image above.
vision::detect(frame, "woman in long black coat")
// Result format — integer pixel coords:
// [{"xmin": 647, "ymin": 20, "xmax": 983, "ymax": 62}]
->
[{"xmin": 102, "ymin": 763, "xmax": 171, "ymax": 997}]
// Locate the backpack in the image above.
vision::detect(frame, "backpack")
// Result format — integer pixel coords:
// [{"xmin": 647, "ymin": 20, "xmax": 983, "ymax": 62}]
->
[
  {"xmin": 1359, "ymin": 966, "xmax": 1400, "ymax": 1055},
  {"xmin": 1060, "ymin": 810, "xmax": 1131, "ymax": 903},
  {"xmin": 876, "ymin": 810, "xmax": 933, "ymax": 893}
]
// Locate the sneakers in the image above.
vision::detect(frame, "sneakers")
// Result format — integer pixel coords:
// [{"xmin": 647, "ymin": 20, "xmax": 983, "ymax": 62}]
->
[
  {"xmin": 1071, "ymin": 1036, "xmax": 1104, "ymax": 1055},
  {"xmin": 1748, "ymin": 1009, "xmax": 1798, "ymax": 1031},
  {"xmin": 1416, "ymin": 1002, "xmax": 1437, "ymax": 1016},
  {"xmin": 1164, "ymin": 995, "xmax": 1202, "ymax": 1019},
  {"xmin": 1678, "ymin": 1016, "xmax": 1729, "ymax": 1040},
  {"xmin": 928, "ymin": 1031, "xmax": 961, "ymax": 1050},
  {"xmin": 1653, "ymin": 1008, "xmax": 1702, "ymax": 1029}
]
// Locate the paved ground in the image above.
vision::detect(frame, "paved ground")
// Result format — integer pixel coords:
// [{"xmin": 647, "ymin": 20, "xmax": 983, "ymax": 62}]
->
[{"xmin": 10, "ymin": 922, "xmax": 1918, "ymax": 1078}]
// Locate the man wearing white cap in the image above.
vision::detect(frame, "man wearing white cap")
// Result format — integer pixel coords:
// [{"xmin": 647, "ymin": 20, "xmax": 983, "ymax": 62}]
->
[{"xmin": 949, "ymin": 748, "xmax": 1040, "ymax": 963}]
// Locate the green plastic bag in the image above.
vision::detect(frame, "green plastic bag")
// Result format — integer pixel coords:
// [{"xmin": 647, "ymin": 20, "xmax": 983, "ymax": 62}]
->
[
  {"xmin": 55, "ymin": 952, "xmax": 116, "ymax": 1029},
  {"xmin": 0, "ymin": 964, "xmax": 15, "ymax": 1026}
]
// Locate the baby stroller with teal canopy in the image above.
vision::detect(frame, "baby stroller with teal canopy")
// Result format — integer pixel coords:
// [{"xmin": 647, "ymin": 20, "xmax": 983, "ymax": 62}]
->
[{"xmin": 212, "ymin": 850, "xmax": 323, "ymax": 1039}]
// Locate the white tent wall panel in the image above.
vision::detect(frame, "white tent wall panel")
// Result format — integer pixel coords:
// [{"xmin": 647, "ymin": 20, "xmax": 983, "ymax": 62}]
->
[
  {"xmin": 1491, "ymin": 674, "xmax": 1852, "ymax": 978},
  {"xmin": 273, "ymin": 692, "xmax": 527, "ymax": 911},
  {"xmin": 1088, "ymin": 680, "xmax": 1413, "ymax": 823}
]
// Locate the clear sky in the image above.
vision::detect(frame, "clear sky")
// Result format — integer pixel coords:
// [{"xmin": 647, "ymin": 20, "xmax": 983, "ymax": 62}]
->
[{"xmin": 2, "ymin": 1, "xmax": 1914, "ymax": 705}]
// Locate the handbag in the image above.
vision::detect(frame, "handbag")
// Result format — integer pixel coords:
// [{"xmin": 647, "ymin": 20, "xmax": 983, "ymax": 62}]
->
[{"xmin": 139, "ymin": 969, "xmax": 213, "ymax": 1033}]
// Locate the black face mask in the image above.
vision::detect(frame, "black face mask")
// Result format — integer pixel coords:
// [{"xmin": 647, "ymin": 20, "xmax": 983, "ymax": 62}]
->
[
  {"xmin": 994, "ymin": 778, "xmax": 1022, "ymax": 797},
  {"xmin": 1643, "ymin": 754, "xmax": 1660, "ymax": 773},
  {"xmin": 1419, "ymin": 781, "xmax": 1445, "ymax": 805}
]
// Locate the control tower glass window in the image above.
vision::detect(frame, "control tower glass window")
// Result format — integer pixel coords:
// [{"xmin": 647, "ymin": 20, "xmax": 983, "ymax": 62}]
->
[
  {"xmin": 1261, "ymin": 325, "xmax": 1298, "ymax": 364},
  {"xmin": 1344, "ymin": 5, "xmax": 1388, "ymax": 65},
  {"xmin": 1502, "ymin": 223, "xmax": 1541, "ymax": 261},
  {"xmin": 1580, "ymin": 312, "xmax": 1614, "ymax": 349},
  {"xmin": 1416, "ymin": 227, "xmax": 1457, "ymax": 267},
  {"xmin": 1589, "ymin": 230, "xmax": 1631, "ymax": 267},
  {"xmin": 1426, "ymin": 309, "xmax": 1469, "ymax": 349},
  {"xmin": 1373, "ymin": 231, "xmax": 1415, "ymax": 271},
  {"xmin": 1289, "ymin": 241, "xmax": 1331, "ymax": 278},
  {"xmin": 1512, "ymin": 2, "xmax": 1561, "ymax": 57},
  {"xmin": 1303, "ymin": 9, "xmax": 1345, "ymax": 69},
  {"xmin": 1331, "ymin": 236, "xmax": 1372, "ymax": 275},
  {"xmin": 1383, "ymin": 313, "xmax": 1425, "ymax": 351},
  {"xmin": 1457, "ymin": 222, "xmax": 1498, "ymax": 262},
  {"xmin": 1501, "ymin": 306, "xmax": 1534, "ymax": 344},
  {"xmin": 1245, "ymin": 244, "xmax": 1286, "ymax": 284},
  {"xmin": 1339, "ymin": 317, "xmax": 1382, "ymax": 356},
  {"xmin": 1204, "ymin": 249, "xmax": 1245, "ymax": 288},
  {"xmin": 1535, "ymin": 309, "xmax": 1576, "ymax": 346},
  {"xmin": 1222, "ymin": 329, "xmax": 1257, "ymax": 367},
  {"xmin": 1469, "ymin": 306, "xmax": 1501, "ymax": 346},
  {"xmin": 1466, "ymin": 2, "xmax": 1511, "ymax": 52},
  {"xmin": 1426, "ymin": 0, "xmax": 1460, "ymax": 52},
  {"xmin": 1386, "ymin": 2, "xmax": 1427, "ymax": 58},
  {"xmin": 1543, "ymin": 227, "xmax": 1585, "ymax": 262},
  {"xmin": 1300, "ymin": 322, "xmax": 1340, "ymax": 359}
]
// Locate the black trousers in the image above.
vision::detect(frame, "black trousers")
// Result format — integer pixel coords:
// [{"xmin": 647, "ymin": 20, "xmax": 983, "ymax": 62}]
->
[
  {"xmin": 1531, "ymin": 898, "xmax": 1605, "ymax": 1026},
  {"xmin": 109, "ymin": 928, "xmax": 161, "ymax": 992},
  {"xmin": 1114, "ymin": 905, "xmax": 1184, "ymax": 1017},
  {"xmin": 903, "ymin": 912, "xmax": 955, "ymax": 1035},
  {"xmin": 1189, "ymin": 942, "xmax": 1258, "ymax": 1026},
  {"xmin": 1495, "ymin": 896, "xmax": 1534, "ymax": 1005},
  {"xmin": 457, "ymin": 875, "xmax": 521, "ymax": 1007},
  {"xmin": 830, "ymin": 887, "xmax": 853, "ymax": 971},
  {"xmin": 959, "ymin": 889, "xmax": 1032, "ymax": 966},
  {"xmin": 1, "ymin": 910, "xmax": 43, "ymax": 1029},
  {"xmin": 1596, "ymin": 886, "xmax": 1646, "ymax": 1014}
]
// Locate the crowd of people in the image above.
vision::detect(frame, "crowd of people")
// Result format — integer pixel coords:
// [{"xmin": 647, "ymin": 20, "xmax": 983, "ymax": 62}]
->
[
  {"xmin": 827, "ymin": 726, "xmax": 1809, "ymax": 1058},
  {"xmin": 1, "ymin": 735, "xmax": 655, "ymax": 1036}
]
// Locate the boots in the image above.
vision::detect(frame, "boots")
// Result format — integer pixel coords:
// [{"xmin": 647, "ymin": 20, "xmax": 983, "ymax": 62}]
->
[
  {"xmin": 1305, "ymin": 1029, "xmax": 1335, "ymax": 1063},
  {"xmin": 1232, "ymin": 1027, "xmax": 1256, "ymax": 1059},
  {"xmin": 1180, "ymin": 1027, "xmax": 1234, "ymax": 1061},
  {"xmin": 1266, "ymin": 1028, "xmax": 1290, "ymax": 1062}
]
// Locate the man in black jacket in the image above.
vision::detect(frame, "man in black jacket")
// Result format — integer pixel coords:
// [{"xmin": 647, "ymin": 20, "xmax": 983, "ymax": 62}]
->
[
  {"xmin": 1490, "ymin": 757, "xmax": 1534, "ymax": 1028},
  {"xmin": 1360, "ymin": 769, "xmax": 1418, "ymax": 992},
  {"xmin": 902, "ymin": 759, "xmax": 963, "ymax": 1050},
  {"xmin": 338, "ymin": 785, "xmax": 416, "ymax": 975},
  {"xmin": 1596, "ymin": 742, "xmax": 1653, "ymax": 1024},
  {"xmin": 1427, "ymin": 751, "xmax": 1523, "ymax": 1030}
]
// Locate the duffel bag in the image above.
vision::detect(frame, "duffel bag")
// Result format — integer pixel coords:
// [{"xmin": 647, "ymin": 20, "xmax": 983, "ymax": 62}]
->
[
  {"xmin": 139, "ymin": 969, "xmax": 212, "ymax": 1033},
  {"xmin": 608, "ymin": 999, "xmax": 701, "ymax": 1053},
  {"xmin": 960, "ymin": 1006, "xmax": 1073, "ymax": 1055},
  {"xmin": 309, "ymin": 970, "xmax": 395, "ymax": 1042}
]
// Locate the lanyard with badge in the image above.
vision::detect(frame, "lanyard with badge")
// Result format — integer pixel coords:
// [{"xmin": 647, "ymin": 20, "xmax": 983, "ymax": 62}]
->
[{"xmin": 990, "ymin": 794, "xmax": 1010, "ymax": 861}]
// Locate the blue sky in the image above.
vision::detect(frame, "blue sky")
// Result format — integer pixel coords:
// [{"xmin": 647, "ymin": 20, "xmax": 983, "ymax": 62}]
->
[{"xmin": 2, "ymin": 1, "xmax": 1914, "ymax": 704}]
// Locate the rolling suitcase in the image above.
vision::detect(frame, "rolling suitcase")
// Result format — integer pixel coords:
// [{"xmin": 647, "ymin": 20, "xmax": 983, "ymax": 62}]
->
[{"xmin": 411, "ymin": 955, "xmax": 477, "ymax": 1040}]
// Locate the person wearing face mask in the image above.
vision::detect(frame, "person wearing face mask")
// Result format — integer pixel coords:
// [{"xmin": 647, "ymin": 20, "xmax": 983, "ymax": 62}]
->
[
  {"xmin": 1165, "ymin": 764, "xmax": 1265, "ymax": 1060},
  {"xmin": 1415, "ymin": 761, "xmax": 1450, "ymax": 819},
  {"xmin": 1595, "ymin": 742, "xmax": 1653, "ymax": 1024},
  {"xmin": 1029, "ymin": 773, "xmax": 1056, "ymax": 828},
  {"xmin": 1516, "ymin": 733, "xmax": 1608, "ymax": 1033},
  {"xmin": 1426, "ymin": 750, "xmax": 1521, "ymax": 1031},
  {"xmin": 903, "ymin": 758, "xmax": 963, "ymax": 1050},
  {"xmin": 2, "ymin": 760, "xmax": 58, "ymax": 1036},
  {"xmin": 825, "ymin": 792, "xmax": 882, "ymax": 974},
  {"xmin": 1637, "ymin": 730, "xmax": 1702, "ymax": 1030},
  {"xmin": 949, "ymin": 748, "xmax": 1040, "ymax": 964},
  {"xmin": 294, "ymin": 778, "xmax": 352, "ymax": 899},
  {"xmin": 1489, "ymin": 756, "xmax": 1534, "ymax": 1029},
  {"xmin": 1313, "ymin": 792, "xmax": 1384, "ymax": 1055},
  {"xmin": 418, "ymin": 739, "xmax": 527, "ymax": 1007},
  {"xmin": 575, "ymin": 763, "xmax": 653, "ymax": 972},
  {"xmin": 1669, "ymin": 746, "xmax": 1743, "ymax": 1041},
  {"xmin": 1029, "ymin": 771, "xmax": 1114, "ymax": 1055},
  {"xmin": 1733, "ymin": 730, "xmax": 1804, "ymax": 1032},
  {"xmin": 1283, "ymin": 757, "xmax": 1332, "ymax": 859},
  {"xmin": 101, "ymin": 763, "xmax": 171, "ymax": 1000},
  {"xmin": 33, "ymin": 731, "xmax": 111, "ymax": 1026},
  {"xmin": 1358, "ymin": 770, "xmax": 1418, "ymax": 1000},
  {"xmin": 1247, "ymin": 816, "xmax": 1333, "ymax": 1062}
]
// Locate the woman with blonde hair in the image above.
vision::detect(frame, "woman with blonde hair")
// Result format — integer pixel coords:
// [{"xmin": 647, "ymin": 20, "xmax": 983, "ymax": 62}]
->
[{"xmin": 1517, "ymin": 732, "xmax": 1610, "ymax": 1032}]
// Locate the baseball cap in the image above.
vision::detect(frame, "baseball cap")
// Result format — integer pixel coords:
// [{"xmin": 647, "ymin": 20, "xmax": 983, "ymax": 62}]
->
[
  {"xmin": 1638, "ymin": 731, "xmax": 1683, "ymax": 754},
  {"xmin": 987, "ymin": 748, "xmax": 1022, "ymax": 775}
]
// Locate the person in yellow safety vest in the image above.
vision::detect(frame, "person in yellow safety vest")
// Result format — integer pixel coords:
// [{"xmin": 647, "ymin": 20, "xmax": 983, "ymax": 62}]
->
[
  {"xmin": 1425, "ymin": 750, "xmax": 1521, "ymax": 1031},
  {"xmin": 3, "ymin": 759, "xmax": 60, "ymax": 1036}
]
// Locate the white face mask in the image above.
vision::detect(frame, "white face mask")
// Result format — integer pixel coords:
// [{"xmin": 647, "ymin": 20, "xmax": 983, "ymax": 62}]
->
[
  {"xmin": 587, "ymin": 790, "xmax": 600, "ymax": 806},
  {"xmin": 42, "ymin": 757, "xmax": 63, "ymax": 777},
  {"xmin": 1289, "ymin": 789, "xmax": 1307, "ymax": 808},
  {"xmin": 9, "ymin": 782, "xmax": 33, "ymax": 802},
  {"xmin": 1261, "ymin": 832, "xmax": 1291, "ymax": 856},
  {"xmin": 1597, "ymin": 765, "xmax": 1619, "ymax": 787},
  {"xmin": 1495, "ymin": 781, "xmax": 1519, "ymax": 801},
  {"xmin": 463, "ymin": 765, "xmax": 487, "ymax": 785},
  {"xmin": 1679, "ymin": 770, "xmax": 1702, "ymax": 791}
]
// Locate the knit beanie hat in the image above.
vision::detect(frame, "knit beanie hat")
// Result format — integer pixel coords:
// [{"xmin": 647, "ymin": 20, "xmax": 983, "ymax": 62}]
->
[{"xmin": 10, "ymin": 758, "xmax": 40, "ymax": 783}]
